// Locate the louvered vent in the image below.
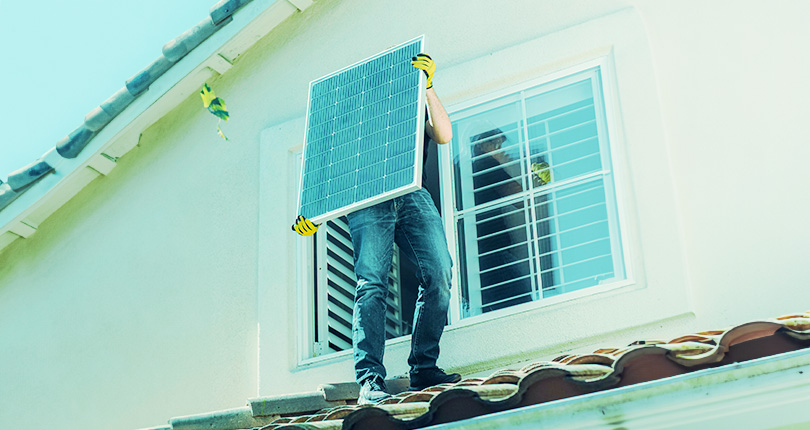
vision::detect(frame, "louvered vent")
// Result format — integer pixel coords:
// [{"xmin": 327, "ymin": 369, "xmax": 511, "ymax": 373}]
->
[{"xmin": 314, "ymin": 216, "xmax": 407, "ymax": 355}]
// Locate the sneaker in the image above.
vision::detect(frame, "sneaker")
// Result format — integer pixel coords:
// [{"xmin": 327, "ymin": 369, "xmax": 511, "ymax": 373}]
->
[
  {"xmin": 358, "ymin": 376, "xmax": 392, "ymax": 405},
  {"xmin": 408, "ymin": 368, "xmax": 462, "ymax": 391}
]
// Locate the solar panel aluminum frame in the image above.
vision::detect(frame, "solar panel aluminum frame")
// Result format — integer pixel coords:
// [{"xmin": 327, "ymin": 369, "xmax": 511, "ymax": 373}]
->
[{"xmin": 297, "ymin": 35, "xmax": 427, "ymax": 225}]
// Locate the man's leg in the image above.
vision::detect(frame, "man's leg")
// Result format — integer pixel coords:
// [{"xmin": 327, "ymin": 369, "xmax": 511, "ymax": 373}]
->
[
  {"xmin": 394, "ymin": 188, "xmax": 458, "ymax": 389},
  {"xmin": 347, "ymin": 200, "xmax": 396, "ymax": 386}
]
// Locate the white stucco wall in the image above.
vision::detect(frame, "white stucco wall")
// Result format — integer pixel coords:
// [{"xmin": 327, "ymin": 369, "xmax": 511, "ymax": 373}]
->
[{"xmin": 1, "ymin": 0, "xmax": 810, "ymax": 429}]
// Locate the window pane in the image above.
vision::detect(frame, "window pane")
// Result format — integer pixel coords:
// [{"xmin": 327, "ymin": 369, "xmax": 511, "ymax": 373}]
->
[
  {"xmin": 525, "ymin": 79, "xmax": 602, "ymax": 183},
  {"xmin": 539, "ymin": 178, "xmax": 615, "ymax": 297},
  {"xmin": 457, "ymin": 197, "xmax": 537, "ymax": 317},
  {"xmin": 452, "ymin": 97, "xmax": 525, "ymax": 212}
]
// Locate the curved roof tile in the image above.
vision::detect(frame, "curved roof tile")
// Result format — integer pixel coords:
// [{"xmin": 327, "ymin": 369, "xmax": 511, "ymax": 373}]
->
[
  {"xmin": 254, "ymin": 311, "xmax": 810, "ymax": 430},
  {"xmin": 7, "ymin": 159, "xmax": 54, "ymax": 191},
  {"xmin": 56, "ymin": 125, "xmax": 96, "ymax": 159}
]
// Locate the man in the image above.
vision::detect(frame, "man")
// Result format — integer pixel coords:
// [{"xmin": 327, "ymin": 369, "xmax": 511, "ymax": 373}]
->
[{"xmin": 293, "ymin": 53, "xmax": 460, "ymax": 404}]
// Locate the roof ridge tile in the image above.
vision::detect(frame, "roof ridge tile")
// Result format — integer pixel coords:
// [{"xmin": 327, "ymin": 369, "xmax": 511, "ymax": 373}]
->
[
  {"xmin": 7, "ymin": 159, "xmax": 54, "ymax": 191},
  {"xmin": 163, "ymin": 16, "xmax": 225, "ymax": 62}
]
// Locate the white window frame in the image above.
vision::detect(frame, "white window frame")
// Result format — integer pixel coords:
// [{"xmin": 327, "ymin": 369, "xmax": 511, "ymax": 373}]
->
[{"xmin": 439, "ymin": 57, "xmax": 634, "ymax": 326}]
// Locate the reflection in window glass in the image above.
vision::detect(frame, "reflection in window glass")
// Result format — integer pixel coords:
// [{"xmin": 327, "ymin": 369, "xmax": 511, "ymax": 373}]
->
[{"xmin": 451, "ymin": 68, "xmax": 624, "ymax": 318}]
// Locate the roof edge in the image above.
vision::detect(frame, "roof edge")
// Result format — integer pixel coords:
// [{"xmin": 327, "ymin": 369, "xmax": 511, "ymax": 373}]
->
[{"xmin": 0, "ymin": 0, "xmax": 314, "ymax": 254}]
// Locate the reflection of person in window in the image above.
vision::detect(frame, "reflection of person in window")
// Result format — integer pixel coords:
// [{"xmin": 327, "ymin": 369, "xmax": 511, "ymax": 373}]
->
[
  {"xmin": 471, "ymin": 128, "xmax": 522, "ymax": 205},
  {"xmin": 470, "ymin": 128, "xmax": 533, "ymax": 312}
]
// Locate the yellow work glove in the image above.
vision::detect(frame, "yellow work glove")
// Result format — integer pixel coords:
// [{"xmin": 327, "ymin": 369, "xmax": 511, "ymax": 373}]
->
[
  {"xmin": 531, "ymin": 162, "xmax": 551, "ymax": 186},
  {"xmin": 411, "ymin": 53, "xmax": 435, "ymax": 89},
  {"xmin": 291, "ymin": 215, "xmax": 320, "ymax": 236}
]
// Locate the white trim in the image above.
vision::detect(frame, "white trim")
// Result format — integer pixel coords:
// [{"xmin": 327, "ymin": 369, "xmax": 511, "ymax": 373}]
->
[
  {"xmin": 443, "ymin": 277, "xmax": 636, "ymax": 332},
  {"xmin": 446, "ymin": 57, "xmax": 608, "ymax": 118}
]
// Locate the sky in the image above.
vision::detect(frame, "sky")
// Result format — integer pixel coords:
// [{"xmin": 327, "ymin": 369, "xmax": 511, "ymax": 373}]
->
[{"xmin": 0, "ymin": 0, "xmax": 212, "ymax": 181}]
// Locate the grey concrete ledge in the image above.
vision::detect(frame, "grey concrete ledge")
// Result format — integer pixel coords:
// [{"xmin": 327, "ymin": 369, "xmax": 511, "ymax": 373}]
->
[
  {"xmin": 169, "ymin": 406, "xmax": 277, "ymax": 430},
  {"xmin": 56, "ymin": 125, "xmax": 96, "ymax": 159},
  {"xmin": 7, "ymin": 159, "xmax": 53, "ymax": 191},
  {"xmin": 250, "ymin": 391, "xmax": 344, "ymax": 417},
  {"xmin": 318, "ymin": 377, "xmax": 410, "ymax": 402},
  {"xmin": 318, "ymin": 382, "xmax": 360, "ymax": 402}
]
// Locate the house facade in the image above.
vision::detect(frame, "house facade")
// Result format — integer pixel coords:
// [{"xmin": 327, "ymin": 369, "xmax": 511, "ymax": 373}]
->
[{"xmin": 1, "ymin": 1, "xmax": 809, "ymax": 429}]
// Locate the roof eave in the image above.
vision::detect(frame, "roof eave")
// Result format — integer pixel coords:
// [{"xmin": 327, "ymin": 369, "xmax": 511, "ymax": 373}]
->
[{"xmin": 0, "ymin": 0, "xmax": 313, "ymax": 253}]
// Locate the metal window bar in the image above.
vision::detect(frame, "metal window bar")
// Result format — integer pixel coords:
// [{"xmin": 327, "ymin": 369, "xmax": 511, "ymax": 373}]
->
[
  {"xmin": 480, "ymin": 221, "xmax": 611, "ymax": 283},
  {"xmin": 454, "ymin": 75, "xmax": 620, "ymax": 316}
]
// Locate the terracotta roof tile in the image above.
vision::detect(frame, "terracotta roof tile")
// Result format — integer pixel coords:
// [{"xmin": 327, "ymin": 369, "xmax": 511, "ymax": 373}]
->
[{"xmin": 247, "ymin": 311, "xmax": 810, "ymax": 430}]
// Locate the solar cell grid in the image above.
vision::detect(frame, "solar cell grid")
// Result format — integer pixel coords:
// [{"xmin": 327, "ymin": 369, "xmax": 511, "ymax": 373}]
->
[{"xmin": 297, "ymin": 36, "xmax": 425, "ymax": 223}]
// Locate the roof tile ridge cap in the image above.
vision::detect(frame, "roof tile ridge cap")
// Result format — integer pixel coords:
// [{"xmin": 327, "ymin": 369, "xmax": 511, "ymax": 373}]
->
[
  {"xmin": 210, "ymin": 0, "xmax": 254, "ymax": 26},
  {"xmin": 50, "ymin": 0, "xmax": 248, "ymax": 167},
  {"xmin": 658, "ymin": 340, "xmax": 723, "ymax": 366},
  {"xmin": 163, "ymin": 14, "xmax": 229, "ymax": 63},
  {"xmin": 125, "ymin": 55, "xmax": 175, "ymax": 97},
  {"xmin": 56, "ymin": 125, "xmax": 97, "ymax": 159},
  {"xmin": 6, "ymin": 158, "xmax": 55, "ymax": 191},
  {"xmin": 663, "ymin": 319, "xmax": 790, "ymax": 366},
  {"xmin": 775, "ymin": 312, "xmax": 810, "ymax": 334}
]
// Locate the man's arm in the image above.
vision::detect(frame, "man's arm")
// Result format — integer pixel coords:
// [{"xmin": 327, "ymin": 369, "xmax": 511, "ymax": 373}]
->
[
  {"xmin": 425, "ymin": 88, "xmax": 452, "ymax": 145},
  {"xmin": 412, "ymin": 54, "xmax": 453, "ymax": 145}
]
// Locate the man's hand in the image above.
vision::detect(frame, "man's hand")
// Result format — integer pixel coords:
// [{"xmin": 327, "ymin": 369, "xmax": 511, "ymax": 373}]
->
[
  {"xmin": 291, "ymin": 215, "xmax": 320, "ymax": 236},
  {"xmin": 411, "ymin": 53, "xmax": 435, "ymax": 89}
]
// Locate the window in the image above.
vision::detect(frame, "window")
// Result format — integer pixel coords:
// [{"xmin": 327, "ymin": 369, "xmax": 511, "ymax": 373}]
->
[{"xmin": 449, "ymin": 66, "xmax": 625, "ymax": 318}]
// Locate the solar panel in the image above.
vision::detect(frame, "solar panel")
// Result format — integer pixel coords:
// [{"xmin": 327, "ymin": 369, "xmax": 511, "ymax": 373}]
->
[{"xmin": 297, "ymin": 36, "xmax": 426, "ymax": 224}]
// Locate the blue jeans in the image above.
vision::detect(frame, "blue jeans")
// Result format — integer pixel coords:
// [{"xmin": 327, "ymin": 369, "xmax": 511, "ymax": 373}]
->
[{"xmin": 347, "ymin": 188, "xmax": 453, "ymax": 384}]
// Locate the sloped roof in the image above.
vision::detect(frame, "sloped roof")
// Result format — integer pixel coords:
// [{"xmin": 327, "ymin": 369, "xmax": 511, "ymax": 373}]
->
[
  {"xmin": 137, "ymin": 310, "xmax": 810, "ymax": 430},
  {"xmin": 0, "ymin": 0, "xmax": 249, "ymax": 208},
  {"xmin": 0, "ymin": 0, "xmax": 314, "ymax": 252}
]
